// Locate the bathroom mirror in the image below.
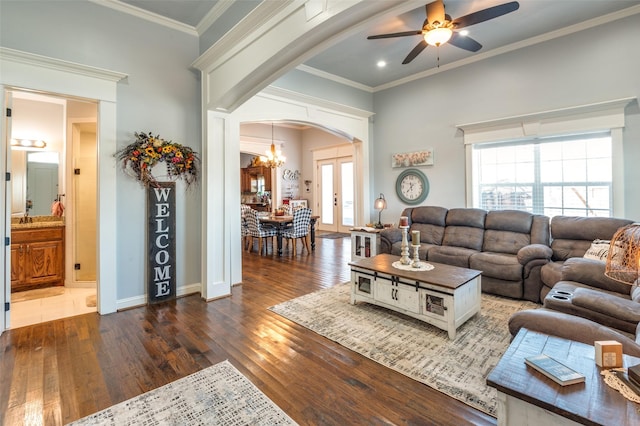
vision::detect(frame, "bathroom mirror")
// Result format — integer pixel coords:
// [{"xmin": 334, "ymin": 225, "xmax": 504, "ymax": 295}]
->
[{"xmin": 11, "ymin": 150, "xmax": 59, "ymax": 217}]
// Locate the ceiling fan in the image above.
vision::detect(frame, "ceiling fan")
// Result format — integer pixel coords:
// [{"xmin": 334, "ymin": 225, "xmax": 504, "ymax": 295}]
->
[{"xmin": 367, "ymin": 1, "xmax": 520, "ymax": 64}]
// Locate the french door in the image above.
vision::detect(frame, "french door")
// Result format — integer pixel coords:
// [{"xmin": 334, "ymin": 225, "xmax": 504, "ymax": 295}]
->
[{"xmin": 317, "ymin": 157, "xmax": 354, "ymax": 233}]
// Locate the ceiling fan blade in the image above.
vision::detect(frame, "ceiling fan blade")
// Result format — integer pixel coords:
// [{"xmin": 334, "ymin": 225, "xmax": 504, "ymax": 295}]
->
[
  {"xmin": 449, "ymin": 32, "xmax": 482, "ymax": 52},
  {"xmin": 402, "ymin": 40, "xmax": 428, "ymax": 64},
  {"xmin": 367, "ymin": 30, "xmax": 422, "ymax": 40},
  {"xmin": 453, "ymin": 1, "xmax": 519, "ymax": 29},
  {"xmin": 426, "ymin": 0, "xmax": 445, "ymax": 26}
]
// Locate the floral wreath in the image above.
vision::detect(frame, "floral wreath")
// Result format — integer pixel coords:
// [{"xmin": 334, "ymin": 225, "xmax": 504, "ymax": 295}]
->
[{"xmin": 115, "ymin": 131, "xmax": 200, "ymax": 188}]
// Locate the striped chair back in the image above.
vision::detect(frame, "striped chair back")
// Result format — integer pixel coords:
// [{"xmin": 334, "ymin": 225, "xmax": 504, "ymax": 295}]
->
[{"xmin": 246, "ymin": 208, "xmax": 277, "ymax": 238}]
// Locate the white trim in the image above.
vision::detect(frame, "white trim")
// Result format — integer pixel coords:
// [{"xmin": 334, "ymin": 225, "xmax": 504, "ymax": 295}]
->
[
  {"xmin": 191, "ymin": 1, "xmax": 294, "ymax": 72},
  {"xmin": 457, "ymin": 98, "xmax": 635, "ymax": 145},
  {"xmin": 0, "ymin": 47, "xmax": 127, "ymax": 87},
  {"xmin": 1, "ymin": 49, "xmax": 127, "ymax": 323},
  {"xmin": 296, "ymin": 64, "xmax": 374, "ymax": 93},
  {"xmin": 612, "ymin": 127, "xmax": 625, "ymax": 217},
  {"xmin": 195, "ymin": 0, "xmax": 236, "ymax": 36},
  {"xmin": 117, "ymin": 283, "xmax": 201, "ymax": 311},
  {"xmin": 88, "ymin": 0, "xmax": 198, "ymax": 36}
]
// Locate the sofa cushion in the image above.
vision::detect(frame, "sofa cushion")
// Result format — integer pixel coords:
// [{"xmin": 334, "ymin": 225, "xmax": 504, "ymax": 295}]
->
[
  {"xmin": 411, "ymin": 223, "xmax": 445, "ymax": 245},
  {"xmin": 427, "ymin": 245, "xmax": 478, "ymax": 268},
  {"xmin": 544, "ymin": 281, "xmax": 637, "ymax": 334},
  {"xmin": 442, "ymin": 226, "xmax": 485, "ymax": 251},
  {"xmin": 571, "ymin": 287, "xmax": 640, "ymax": 323},
  {"xmin": 485, "ymin": 210, "xmax": 533, "ymax": 234},
  {"xmin": 562, "ymin": 257, "xmax": 632, "ymax": 295},
  {"xmin": 550, "ymin": 239, "xmax": 592, "ymax": 261},
  {"xmin": 470, "ymin": 252, "xmax": 523, "ymax": 281},
  {"xmin": 549, "ymin": 216, "xmax": 633, "ymax": 260},
  {"xmin": 410, "ymin": 206, "xmax": 448, "ymax": 227},
  {"xmin": 483, "ymin": 229, "xmax": 531, "ymax": 255},
  {"xmin": 446, "ymin": 208, "xmax": 486, "ymax": 228}
]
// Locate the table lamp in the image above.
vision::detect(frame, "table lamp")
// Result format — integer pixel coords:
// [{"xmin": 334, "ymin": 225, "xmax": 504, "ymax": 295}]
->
[
  {"xmin": 604, "ymin": 223, "xmax": 640, "ymax": 385},
  {"xmin": 374, "ymin": 193, "xmax": 387, "ymax": 229}
]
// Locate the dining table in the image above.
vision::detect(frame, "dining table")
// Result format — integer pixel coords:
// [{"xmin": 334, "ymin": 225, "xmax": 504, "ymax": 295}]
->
[{"xmin": 259, "ymin": 214, "xmax": 319, "ymax": 256}]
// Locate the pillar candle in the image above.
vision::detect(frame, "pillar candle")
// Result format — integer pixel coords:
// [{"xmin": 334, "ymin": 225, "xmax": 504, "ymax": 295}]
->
[
  {"xmin": 412, "ymin": 230, "xmax": 420, "ymax": 245},
  {"xmin": 399, "ymin": 216, "xmax": 408, "ymax": 227}
]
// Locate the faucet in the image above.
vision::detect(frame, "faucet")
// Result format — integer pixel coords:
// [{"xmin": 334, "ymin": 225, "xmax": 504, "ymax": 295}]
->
[{"xmin": 19, "ymin": 212, "xmax": 33, "ymax": 224}]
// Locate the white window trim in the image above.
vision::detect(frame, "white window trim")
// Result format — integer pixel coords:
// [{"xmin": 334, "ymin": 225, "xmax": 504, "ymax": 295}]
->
[{"xmin": 458, "ymin": 97, "xmax": 635, "ymax": 217}]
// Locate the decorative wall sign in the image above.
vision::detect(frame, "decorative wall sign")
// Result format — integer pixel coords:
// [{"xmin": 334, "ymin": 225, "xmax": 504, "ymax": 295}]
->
[
  {"xmin": 392, "ymin": 149, "xmax": 434, "ymax": 168},
  {"xmin": 283, "ymin": 169, "xmax": 300, "ymax": 180},
  {"xmin": 147, "ymin": 182, "xmax": 176, "ymax": 304}
]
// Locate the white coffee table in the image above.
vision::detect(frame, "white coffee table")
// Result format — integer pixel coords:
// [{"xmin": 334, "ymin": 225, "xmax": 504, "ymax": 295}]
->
[{"xmin": 349, "ymin": 254, "xmax": 482, "ymax": 339}]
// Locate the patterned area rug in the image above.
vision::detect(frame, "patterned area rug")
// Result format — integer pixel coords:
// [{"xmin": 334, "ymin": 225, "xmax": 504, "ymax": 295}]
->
[
  {"xmin": 269, "ymin": 283, "xmax": 538, "ymax": 416},
  {"xmin": 68, "ymin": 360, "xmax": 297, "ymax": 425}
]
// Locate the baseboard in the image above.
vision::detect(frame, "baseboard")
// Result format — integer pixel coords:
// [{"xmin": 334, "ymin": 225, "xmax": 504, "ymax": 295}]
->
[{"xmin": 116, "ymin": 282, "xmax": 202, "ymax": 311}]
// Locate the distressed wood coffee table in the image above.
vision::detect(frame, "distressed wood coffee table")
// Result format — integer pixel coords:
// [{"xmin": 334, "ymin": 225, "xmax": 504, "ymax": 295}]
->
[
  {"xmin": 487, "ymin": 328, "xmax": 640, "ymax": 426},
  {"xmin": 349, "ymin": 253, "xmax": 482, "ymax": 339}
]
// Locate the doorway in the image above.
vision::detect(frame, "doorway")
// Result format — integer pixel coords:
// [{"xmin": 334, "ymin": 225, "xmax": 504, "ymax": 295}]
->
[
  {"xmin": 7, "ymin": 90, "xmax": 98, "ymax": 328},
  {"xmin": 317, "ymin": 156, "xmax": 354, "ymax": 233}
]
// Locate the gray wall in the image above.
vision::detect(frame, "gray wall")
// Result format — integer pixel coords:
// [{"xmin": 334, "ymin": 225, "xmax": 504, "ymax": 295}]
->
[
  {"xmin": 372, "ymin": 12, "xmax": 640, "ymax": 223},
  {"xmin": 1, "ymin": 1, "xmax": 202, "ymax": 300}
]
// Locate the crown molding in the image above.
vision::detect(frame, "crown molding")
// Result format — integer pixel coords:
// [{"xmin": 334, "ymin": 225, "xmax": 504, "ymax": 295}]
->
[
  {"xmin": 192, "ymin": 1, "xmax": 297, "ymax": 72},
  {"xmin": 296, "ymin": 64, "xmax": 373, "ymax": 93},
  {"xmin": 89, "ymin": 0, "xmax": 198, "ymax": 36},
  {"xmin": 195, "ymin": 0, "xmax": 236, "ymax": 36},
  {"xmin": 262, "ymin": 85, "xmax": 374, "ymax": 119},
  {"xmin": 0, "ymin": 47, "xmax": 127, "ymax": 83}
]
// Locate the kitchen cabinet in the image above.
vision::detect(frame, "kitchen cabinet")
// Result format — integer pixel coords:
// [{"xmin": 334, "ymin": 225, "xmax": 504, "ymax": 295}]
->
[
  {"xmin": 241, "ymin": 166, "xmax": 271, "ymax": 192},
  {"xmin": 11, "ymin": 226, "xmax": 65, "ymax": 292}
]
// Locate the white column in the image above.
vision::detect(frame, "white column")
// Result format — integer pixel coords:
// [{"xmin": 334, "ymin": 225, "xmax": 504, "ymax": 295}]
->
[
  {"xmin": 201, "ymin": 111, "xmax": 241, "ymax": 300},
  {"xmin": 96, "ymin": 100, "xmax": 118, "ymax": 313}
]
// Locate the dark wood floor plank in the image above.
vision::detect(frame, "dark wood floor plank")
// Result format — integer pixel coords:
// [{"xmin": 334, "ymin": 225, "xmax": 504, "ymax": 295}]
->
[{"xmin": 1, "ymin": 235, "xmax": 495, "ymax": 425}]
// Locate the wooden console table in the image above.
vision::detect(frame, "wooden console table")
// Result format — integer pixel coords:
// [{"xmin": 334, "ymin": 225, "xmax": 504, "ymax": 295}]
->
[{"xmin": 487, "ymin": 328, "xmax": 640, "ymax": 426}]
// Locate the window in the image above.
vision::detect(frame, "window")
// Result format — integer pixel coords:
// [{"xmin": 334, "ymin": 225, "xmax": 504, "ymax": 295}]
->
[{"xmin": 472, "ymin": 133, "xmax": 612, "ymax": 217}]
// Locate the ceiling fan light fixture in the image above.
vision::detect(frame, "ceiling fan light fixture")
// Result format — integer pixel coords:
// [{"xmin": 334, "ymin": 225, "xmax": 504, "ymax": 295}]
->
[{"xmin": 424, "ymin": 27, "xmax": 452, "ymax": 47}]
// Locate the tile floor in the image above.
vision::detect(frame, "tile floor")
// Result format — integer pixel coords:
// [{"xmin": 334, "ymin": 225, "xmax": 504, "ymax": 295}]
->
[{"xmin": 10, "ymin": 287, "xmax": 97, "ymax": 329}]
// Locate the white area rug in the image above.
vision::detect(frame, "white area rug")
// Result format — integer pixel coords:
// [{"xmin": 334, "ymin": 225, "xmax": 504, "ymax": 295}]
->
[
  {"xmin": 269, "ymin": 283, "xmax": 538, "ymax": 416},
  {"xmin": 68, "ymin": 360, "xmax": 297, "ymax": 425}
]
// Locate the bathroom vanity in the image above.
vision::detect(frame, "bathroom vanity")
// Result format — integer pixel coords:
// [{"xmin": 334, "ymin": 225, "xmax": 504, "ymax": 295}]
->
[{"xmin": 10, "ymin": 217, "xmax": 65, "ymax": 292}]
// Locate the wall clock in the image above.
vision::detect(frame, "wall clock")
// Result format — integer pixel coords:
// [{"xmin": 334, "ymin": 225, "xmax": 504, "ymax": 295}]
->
[{"xmin": 396, "ymin": 168, "xmax": 429, "ymax": 205}]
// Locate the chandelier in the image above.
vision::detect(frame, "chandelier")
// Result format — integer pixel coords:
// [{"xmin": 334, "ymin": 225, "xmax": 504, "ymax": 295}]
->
[{"xmin": 260, "ymin": 123, "xmax": 286, "ymax": 169}]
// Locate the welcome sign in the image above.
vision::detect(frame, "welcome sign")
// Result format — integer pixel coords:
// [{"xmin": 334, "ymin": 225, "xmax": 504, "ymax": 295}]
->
[{"xmin": 147, "ymin": 182, "xmax": 176, "ymax": 303}]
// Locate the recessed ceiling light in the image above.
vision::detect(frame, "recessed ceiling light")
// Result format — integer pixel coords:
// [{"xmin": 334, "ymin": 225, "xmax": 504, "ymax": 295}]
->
[
  {"xmin": 377, "ymin": 60, "xmax": 386, "ymax": 68},
  {"xmin": 459, "ymin": 30, "xmax": 469, "ymax": 37}
]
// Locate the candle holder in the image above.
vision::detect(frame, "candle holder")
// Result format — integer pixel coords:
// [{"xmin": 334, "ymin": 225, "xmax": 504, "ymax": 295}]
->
[
  {"xmin": 411, "ymin": 244, "xmax": 421, "ymax": 268},
  {"xmin": 399, "ymin": 225, "xmax": 411, "ymax": 265}
]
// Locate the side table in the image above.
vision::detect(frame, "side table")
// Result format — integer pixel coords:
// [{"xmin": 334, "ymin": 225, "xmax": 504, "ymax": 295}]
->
[
  {"xmin": 350, "ymin": 228, "xmax": 381, "ymax": 261},
  {"xmin": 487, "ymin": 328, "xmax": 640, "ymax": 426}
]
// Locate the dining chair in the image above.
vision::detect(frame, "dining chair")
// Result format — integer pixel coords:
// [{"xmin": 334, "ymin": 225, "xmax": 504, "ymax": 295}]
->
[
  {"xmin": 282, "ymin": 208, "xmax": 312, "ymax": 255},
  {"xmin": 240, "ymin": 204, "xmax": 252, "ymax": 250},
  {"xmin": 245, "ymin": 208, "xmax": 277, "ymax": 254}
]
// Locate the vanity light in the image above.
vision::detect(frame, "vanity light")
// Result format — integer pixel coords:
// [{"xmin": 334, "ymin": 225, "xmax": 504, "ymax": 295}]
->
[{"xmin": 11, "ymin": 138, "xmax": 47, "ymax": 149}]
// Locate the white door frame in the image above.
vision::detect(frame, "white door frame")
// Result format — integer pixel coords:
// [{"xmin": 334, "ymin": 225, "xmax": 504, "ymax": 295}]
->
[{"xmin": 0, "ymin": 48, "xmax": 125, "ymax": 332}]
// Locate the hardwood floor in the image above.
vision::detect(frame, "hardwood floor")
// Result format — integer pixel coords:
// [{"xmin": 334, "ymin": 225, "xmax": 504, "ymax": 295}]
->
[{"xmin": 0, "ymin": 234, "xmax": 496, "ymax": 425}]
